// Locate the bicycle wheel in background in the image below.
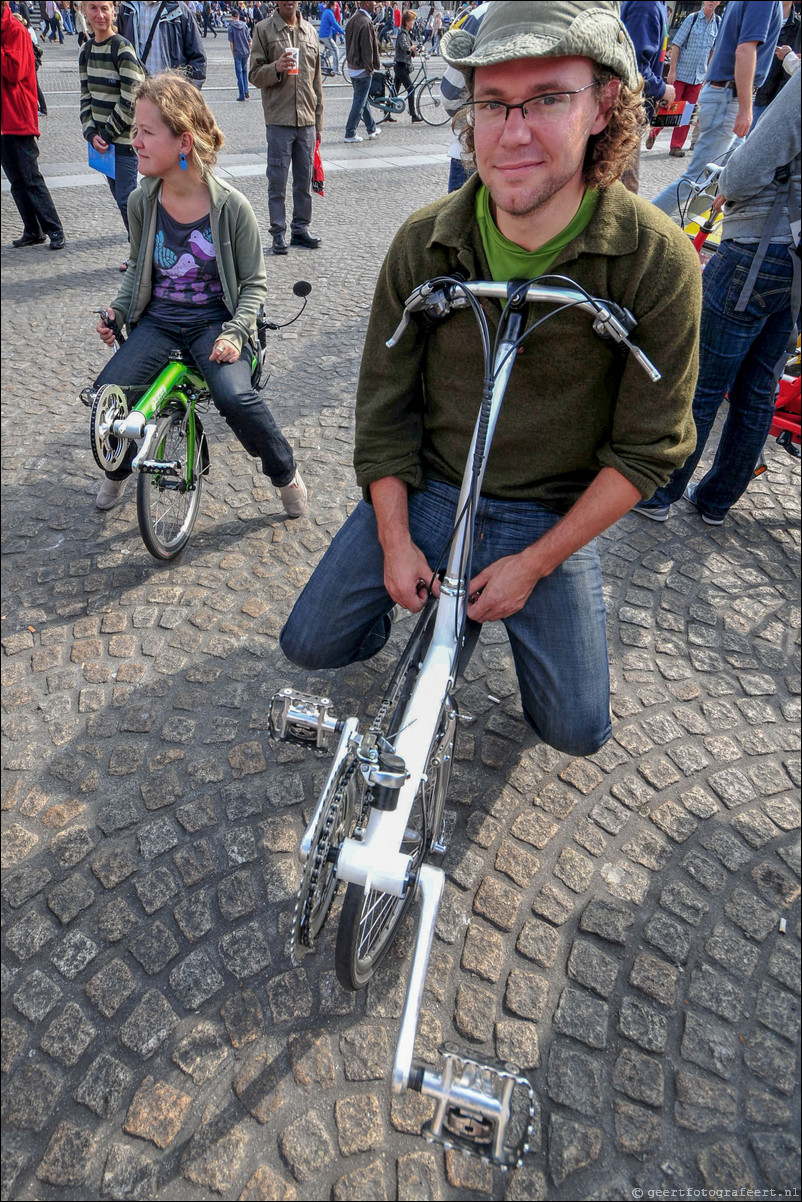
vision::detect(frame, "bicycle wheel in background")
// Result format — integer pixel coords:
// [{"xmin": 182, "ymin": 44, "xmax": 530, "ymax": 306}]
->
[
  {"xmin": 341, "ymin": 56, "xmax": 351, "ymax": 83},
  {"xmin": 416, "ymin": 78, "xmax": 450, "ymax": 126},
  {"xmin": 137, "ymin": 409, "xmax": 203, "ymax": 560}
]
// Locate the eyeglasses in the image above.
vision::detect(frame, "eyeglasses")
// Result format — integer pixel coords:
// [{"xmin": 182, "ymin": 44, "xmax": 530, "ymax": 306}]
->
[{"xmin": 464, "ymin": 83, "xmax": 597, "ymax": 128}]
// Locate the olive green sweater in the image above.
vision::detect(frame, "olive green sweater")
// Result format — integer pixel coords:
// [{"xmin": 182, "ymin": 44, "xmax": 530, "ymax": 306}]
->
[
  {"xmin": 354, "ymin": 174, "xmax": 701, "ymax": 509},
  {"xmin": 111, "ymin": 173, "xmax": 267, "ymax": 354}
]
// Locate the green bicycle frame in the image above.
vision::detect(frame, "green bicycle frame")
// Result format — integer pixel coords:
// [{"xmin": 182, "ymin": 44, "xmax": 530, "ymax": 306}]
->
[{"xmin": 130, "ymin": 360, "xmax": 205, "ymax": 489}]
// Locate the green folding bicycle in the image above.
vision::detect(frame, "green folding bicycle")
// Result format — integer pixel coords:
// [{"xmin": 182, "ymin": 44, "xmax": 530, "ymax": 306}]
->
[{"xmin": 84, "ymin": 282, "xmax": 311, "ymax": 561}]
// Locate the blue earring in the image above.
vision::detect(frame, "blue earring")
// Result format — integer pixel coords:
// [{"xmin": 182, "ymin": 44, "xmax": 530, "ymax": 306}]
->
[{"xmin": 179, "ymin": 151, "xmax": 188, "ymax": 171}]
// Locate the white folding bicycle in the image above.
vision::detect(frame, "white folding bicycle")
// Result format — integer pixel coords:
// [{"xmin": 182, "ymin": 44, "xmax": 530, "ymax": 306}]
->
[{"xmin": 270, "ymin": 275, "xmax": 661, "ymax": 1168}]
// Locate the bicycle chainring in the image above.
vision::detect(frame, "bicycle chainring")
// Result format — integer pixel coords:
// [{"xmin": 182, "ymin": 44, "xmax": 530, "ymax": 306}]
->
[
  {"xmin": 90, "ymin": 384, "xmax": 130, "ymax": 472},
  {"xmin": 290, "ymin": 753, "xmax": 359, "ymax": 966}
]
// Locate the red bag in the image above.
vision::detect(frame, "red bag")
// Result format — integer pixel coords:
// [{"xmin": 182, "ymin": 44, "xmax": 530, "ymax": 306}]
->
[{"xmin": 312, "ymin": 138, "xmax": 325, "ymax": 198}]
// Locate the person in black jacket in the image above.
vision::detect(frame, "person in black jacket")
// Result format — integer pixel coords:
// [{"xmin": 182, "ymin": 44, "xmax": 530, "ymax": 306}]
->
[{"xmin": 116, "ymin": 0, "xmax": 207, "ymax": 87}]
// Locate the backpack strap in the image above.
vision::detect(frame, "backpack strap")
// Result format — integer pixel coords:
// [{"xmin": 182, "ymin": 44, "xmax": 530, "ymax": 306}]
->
[{"xmin": 734, "ymin": 163, "xmax": 798, "ymax": 312}]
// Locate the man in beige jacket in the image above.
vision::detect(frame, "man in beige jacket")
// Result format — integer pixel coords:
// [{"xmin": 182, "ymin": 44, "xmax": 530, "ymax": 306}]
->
[{"xmin": 248, "ymin": 0, "xmax": 323, "ymax": 254}]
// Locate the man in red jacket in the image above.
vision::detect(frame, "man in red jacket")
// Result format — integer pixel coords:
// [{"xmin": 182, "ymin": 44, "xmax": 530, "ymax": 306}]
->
[{"xmin": 1, "ymin": 0, "xmax": 64, "ymax": 248}]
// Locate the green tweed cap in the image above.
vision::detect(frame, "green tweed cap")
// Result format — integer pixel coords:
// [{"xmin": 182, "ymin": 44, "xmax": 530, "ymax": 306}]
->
[{"xmin": 441, "ymin": 1, "xmax": 640, "ymax": 91}]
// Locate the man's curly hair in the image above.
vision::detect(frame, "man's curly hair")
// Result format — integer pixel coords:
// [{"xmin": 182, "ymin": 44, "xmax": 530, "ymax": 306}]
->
[{"xmin": 456, "ymin": 66, "xmax": 646, "ymax": 189}]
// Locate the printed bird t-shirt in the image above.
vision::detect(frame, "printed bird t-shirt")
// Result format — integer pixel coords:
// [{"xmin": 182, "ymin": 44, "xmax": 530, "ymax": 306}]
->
[{"xmin": 146, "ymin": 202, "xmax": 231, "ymax": 324}]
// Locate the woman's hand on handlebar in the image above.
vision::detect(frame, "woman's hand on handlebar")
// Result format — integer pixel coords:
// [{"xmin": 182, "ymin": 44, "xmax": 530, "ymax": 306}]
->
[
  {"xmin": 209, "ymin": 337, "xmax": 239, "ymax": 364},
  {"xmin": 97, "ymin": 308, "xmax": 117, "ymax": 347}
]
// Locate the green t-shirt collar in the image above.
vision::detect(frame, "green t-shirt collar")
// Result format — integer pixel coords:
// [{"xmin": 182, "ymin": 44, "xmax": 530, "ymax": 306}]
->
[{"xmin": 476, "ymin": 183, "xmax": 600, "ymax": 282}]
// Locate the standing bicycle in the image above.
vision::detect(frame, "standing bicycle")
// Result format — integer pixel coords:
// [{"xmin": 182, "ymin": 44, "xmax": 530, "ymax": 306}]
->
[
  {"xmin": 90, "ymin": 71, "xmax": 306, "ymax": 520},
  {"xmin": 277, "ymin": 0, "xmax": 701, "ymax": 1160}
]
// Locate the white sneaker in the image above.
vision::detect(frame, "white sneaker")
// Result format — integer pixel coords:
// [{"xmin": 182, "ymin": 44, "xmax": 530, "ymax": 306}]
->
[
  {"xmin": 96, "ymin": 477, "xmax": 129, "ymax": 510},
  {"xmin": 367, "ymin": 128, "xmax": 381, "ymax": 138},
  {"xmin": 344, "ymin": 134, "xmax": 363, "ymax": 143},
  {"xmin": 278, "ymin": 471, "xmax": 307, "ymax": 518}
]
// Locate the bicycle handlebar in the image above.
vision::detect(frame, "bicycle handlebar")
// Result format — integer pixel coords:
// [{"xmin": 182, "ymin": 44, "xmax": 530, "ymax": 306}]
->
[{"xmin": 386, "ymin": 279, "xmax": 662, "ymax": 382}]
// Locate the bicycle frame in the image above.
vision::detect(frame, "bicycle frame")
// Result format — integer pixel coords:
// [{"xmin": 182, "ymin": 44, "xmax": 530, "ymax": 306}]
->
[
  {"xmin": 115, "ymin": 358, "xmax": 206, "ymax": 485},
  {"xmin": 273, "ymin": 278, "xmax": 661, "ymax": 1166}
]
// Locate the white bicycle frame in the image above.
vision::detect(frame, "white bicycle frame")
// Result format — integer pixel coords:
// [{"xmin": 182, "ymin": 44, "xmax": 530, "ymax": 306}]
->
[
  {"xmin": 331, "ymin": 280, "xmax": 660, "ymax": 1090},
  {"xmin": 277, "ymin": 279, "xmax": 661, "ymax": 1160}
]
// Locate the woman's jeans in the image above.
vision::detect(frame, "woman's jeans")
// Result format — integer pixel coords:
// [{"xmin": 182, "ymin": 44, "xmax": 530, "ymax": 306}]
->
[
  {"xmin": 107, "ymin": 146, "xmax": 138, "ymax": 236},
  {"xmin": 280, "ymin": 480, "xmax": 612, "ymax": 756},
  {"xmin": 394, "ymin": 62, "xmax": 417, "ymax": 117},
  {"xmin": 346, "ymin": 74, "xmax": 376, "ymax": 138},
  {"xmin": 234, "ymin": 54, "xmax": 249, "ymax": 100},
  {"xmin": 651, "ymin": 240, "xmax": 797, "ymax": 520},
  {"xmin": 94, "ymin": 313, "xmax": 297, "ymax": 487}
]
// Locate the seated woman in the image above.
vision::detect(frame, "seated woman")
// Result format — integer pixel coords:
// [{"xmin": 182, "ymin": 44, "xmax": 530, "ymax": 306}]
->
[{"xmin": 93, "ymin": 71, "xmax": 306, "ymax": 518}]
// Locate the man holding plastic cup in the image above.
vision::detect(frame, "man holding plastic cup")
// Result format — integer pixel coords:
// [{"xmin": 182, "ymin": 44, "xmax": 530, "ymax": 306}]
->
[{"xmin": 249, "ymin": 0, "xmax": 323, "ymax": 255}]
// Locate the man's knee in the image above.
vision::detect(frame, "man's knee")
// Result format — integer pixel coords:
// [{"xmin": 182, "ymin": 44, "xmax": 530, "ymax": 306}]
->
[{"xmin": 521, "ymin": 701, "xmax": 611, "ymax": 758}]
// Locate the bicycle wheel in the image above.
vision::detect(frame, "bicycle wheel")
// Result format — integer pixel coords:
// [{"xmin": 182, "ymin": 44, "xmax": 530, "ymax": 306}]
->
[
  {"xmin": 341, "ymin": 56, "xmax": 351, "ymax": 83},
  {"xmin": 335, "ymin": 701, "xmax": 456, "ymax": 991},
  {"xmin": 416, "ymin": 78, "xmax": 450, "ymax": 126},
  {"xmin": 335, "ymin": 600, "xmax": 455, "ymax": 991},
  {"xmin": 136, "ymin": 409, "xmax": 203, "ymax": 561},
  {"xmin": 368, "ymin": 98, "xmax": 391, "ymax": 125}
]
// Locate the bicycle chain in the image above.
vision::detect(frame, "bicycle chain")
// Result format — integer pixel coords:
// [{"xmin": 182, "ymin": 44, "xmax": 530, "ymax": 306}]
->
[
  {"xmin": 423, "ymin": 1044, "xmax": 536, "ymax": 1171},
  {"xmin": 290, "ymin": 753, "xmax": 359, "ymax": 965}
]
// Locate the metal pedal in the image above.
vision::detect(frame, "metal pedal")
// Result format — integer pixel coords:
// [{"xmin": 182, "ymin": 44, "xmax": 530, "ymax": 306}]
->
[
  {"xmin": 417, "ymin": 1046, "xmax": 535, "ymax": 1169},
  {"xmin": 269, "ymin": 687, "xmax": 341, "ymax": 749}
]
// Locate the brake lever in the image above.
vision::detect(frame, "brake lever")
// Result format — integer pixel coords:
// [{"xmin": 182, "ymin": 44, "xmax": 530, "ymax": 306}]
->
[
  {"xmin": 95, "ymin": 309, "xmax": 126, "ymax": 347},
  {"xmin": 386, "ymin": 282, "xmax": 436, "ymax": 348},
  {"xmin": 592, "ymin": 306, "xmax": 661, "ymax": 382}
]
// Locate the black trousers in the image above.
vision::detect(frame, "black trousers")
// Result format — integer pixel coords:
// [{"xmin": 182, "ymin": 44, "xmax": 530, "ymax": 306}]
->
[
  {"xmin": 0, "ymin": 134, "xmax": 63, "ymax": 240},
  {"xmin": 394, "ymin": 62, "xmax": 417, "ymax": 117}
]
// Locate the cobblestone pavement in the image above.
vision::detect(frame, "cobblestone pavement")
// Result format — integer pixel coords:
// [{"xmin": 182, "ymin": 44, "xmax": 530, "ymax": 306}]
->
[{"xmin": 2, "ymin": 38, "xmax": 800, "ymax": 1202}]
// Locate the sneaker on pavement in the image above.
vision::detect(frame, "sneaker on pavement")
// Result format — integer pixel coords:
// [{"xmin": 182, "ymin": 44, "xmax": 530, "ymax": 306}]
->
[
  {"xmin": 278, "ymin": 471, "xmax": 307, "ymax": 518},
  {"xmin": 344, "ymin": 134, "xmax": 363, "ymax": 143},
  {"xmin": 633, "ymin": 499, "xmax": 670, "ymax": 522},
  {"xmin": 367, "ymin": 128, "xmax": 381, "ymax": 138},
  {"xmin": 96, "ymin": 477, "xmax": 129, "ymax": 510},
  {"xmin": 684, "ymin": 484, "xmax": 724, "ymax": 525}
]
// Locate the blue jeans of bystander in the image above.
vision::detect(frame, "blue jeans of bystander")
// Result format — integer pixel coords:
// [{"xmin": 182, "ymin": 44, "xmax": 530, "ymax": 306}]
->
[
  {"xmin": 648, "ymin": 240, "xmax": 797, "ymax": 520},
  {"xmin": 346, "ymin": 73, "xmax": 376, "ymax": 138}
]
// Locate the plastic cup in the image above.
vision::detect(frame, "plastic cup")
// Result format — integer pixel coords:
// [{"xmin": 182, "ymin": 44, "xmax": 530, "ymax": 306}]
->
[{"xmin": 287, "ymin": 48, "xmax": 299, "ymax": 76}]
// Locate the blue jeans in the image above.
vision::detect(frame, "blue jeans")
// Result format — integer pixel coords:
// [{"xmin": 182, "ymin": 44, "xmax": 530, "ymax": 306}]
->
[
  {"xmin": 650, "ymin": 83, "xmax": 739, "ymax": 219},
  {"xmin": 280, "ymin": 480, "xmax": 612, "ymax": 756},
  {"xmin": 94, "ymin": 313, "xmax": 297, "ymax": 486},
  {"xmin": 649, "ymin": 241, "xmax": 796, "ymax": 520},
  {"xmin": 106, "ymin": 147, "xmax": 138, "ymax": 236},
  {"xmin": 234, "ymin": 55, "xmax": 249, "ymax": 100},
  {"xmin": 346, "ymin": 74, "xmax": 376, "ymax": 138}
]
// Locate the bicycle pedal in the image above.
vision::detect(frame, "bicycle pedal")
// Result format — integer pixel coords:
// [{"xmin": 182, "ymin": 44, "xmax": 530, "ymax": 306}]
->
[
  {"xmin": 138, "ymin": 459, "xmax": 183, "ymax": 475},
  {"xmin": 269, "ymin": 687, "xmax": 341, "ymax": 749},
  {"xmin": 417, "ymin": 1046, "xmax": 535, "ymax": 1169}
]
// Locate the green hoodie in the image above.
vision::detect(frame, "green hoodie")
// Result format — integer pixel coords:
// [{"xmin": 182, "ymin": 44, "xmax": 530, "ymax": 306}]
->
[
  {"xmin": 111, "ymin": 172, "xmax": 267, "ymax": 353},
  {"xmin": 355, "ymin": 172, "xmax": 701, "ymax": 509}
]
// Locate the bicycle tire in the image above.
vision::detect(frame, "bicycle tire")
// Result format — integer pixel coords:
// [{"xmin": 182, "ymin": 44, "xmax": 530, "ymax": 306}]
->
[
  {"xmin": 335, "ymin": 600, "xmax": 455, "ymax": 991},
  {"xmin": 368, "ymin": 98, "xmax": 391, "ymax": 125},
  {"xmin": 136, "ymin": 410, "xmax": 202, "ymax": 561},
  {"xmin": 341, "ymin": 56, "xmax": 351, "ymax": 83},
  {"xmin": 416, "ymin": 78, "xmax": 450, "ymax": 126}
]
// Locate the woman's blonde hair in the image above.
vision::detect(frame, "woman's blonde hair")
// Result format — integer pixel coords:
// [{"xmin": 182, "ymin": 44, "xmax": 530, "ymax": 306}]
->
[
  {"xmin": 456, "ymin": 67, "xmax": 646, "ymax": 191},
  {"xmin": 134, "ymin": 71, "xmax": 225, "ymax": 175},
  {"xmin": 80, "ymin": 2, "xmax": 117, "ymax": 38}
]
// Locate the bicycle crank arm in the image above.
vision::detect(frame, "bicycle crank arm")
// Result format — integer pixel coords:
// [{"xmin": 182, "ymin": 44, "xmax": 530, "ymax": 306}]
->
[{"xmin": 391, "ymin": 863, "xmax": 444, "ymax": 1093}]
